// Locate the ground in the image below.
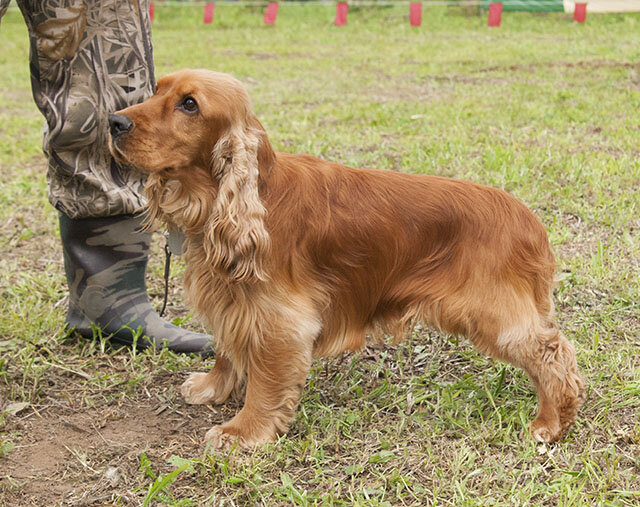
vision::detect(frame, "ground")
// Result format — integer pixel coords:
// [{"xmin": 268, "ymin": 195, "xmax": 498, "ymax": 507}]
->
[{"xmin": 0, "ymin": 4, "xmax": 639, "ymax": 505}]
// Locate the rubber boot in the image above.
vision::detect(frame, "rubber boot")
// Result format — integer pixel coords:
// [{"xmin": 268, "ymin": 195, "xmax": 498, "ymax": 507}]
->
[{"xmin": 59, "ymin": 213, "xmax": 213, "ymax": 355}]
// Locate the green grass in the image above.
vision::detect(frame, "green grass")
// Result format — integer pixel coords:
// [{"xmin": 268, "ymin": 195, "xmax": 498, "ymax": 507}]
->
[{"xmin": 1, "ymin": 4, "xmax": 639, "ymax": 505}]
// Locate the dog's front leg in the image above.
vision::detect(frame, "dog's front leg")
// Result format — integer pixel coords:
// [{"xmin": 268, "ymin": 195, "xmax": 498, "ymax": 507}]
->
[{"xmin": 204, "ymin": 335, "xmax": 313, "ymax": 449}]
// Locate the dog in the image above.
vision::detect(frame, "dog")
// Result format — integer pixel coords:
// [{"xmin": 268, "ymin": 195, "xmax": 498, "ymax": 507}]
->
[{"xmin": 108, "ymin": 69, "xmax": 585, "ymax": 448}]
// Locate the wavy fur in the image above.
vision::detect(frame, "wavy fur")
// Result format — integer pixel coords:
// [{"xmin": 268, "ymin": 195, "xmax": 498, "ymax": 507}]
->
[{"xmin": 207, "ymin": 125, "xmax": 270, "ymax": 282}]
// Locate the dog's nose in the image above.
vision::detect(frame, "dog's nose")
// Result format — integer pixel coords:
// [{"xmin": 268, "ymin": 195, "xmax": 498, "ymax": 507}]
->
[{"xmin": 109, "ymin": 114, "xmax": 133, "ymax": 138}]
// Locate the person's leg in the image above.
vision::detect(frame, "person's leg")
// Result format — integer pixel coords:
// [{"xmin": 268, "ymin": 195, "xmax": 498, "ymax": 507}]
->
[
  {"xmin": 59, "ymin": 213, "xmax": 212, "ymax": 353},
  {"xmin": 14, "ymin": 0, "xmax": 211, "ymax": 353}
]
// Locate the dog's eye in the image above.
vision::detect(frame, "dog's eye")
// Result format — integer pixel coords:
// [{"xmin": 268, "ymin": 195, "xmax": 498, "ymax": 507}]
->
[{"xmin": 180, "ymin": 97, "xmax": 198, "ymax": 114}]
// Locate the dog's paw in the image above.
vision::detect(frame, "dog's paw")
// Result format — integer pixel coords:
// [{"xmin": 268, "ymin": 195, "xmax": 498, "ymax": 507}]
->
[
  {"xmin": 181, "ymin": 372, "xmax": 217, "ymax": 405},
  {"xmin": 204, "ymin": 422, "xmax": 277, "ymax": 450},
  {"xmin": 531, "ymin": 426, "xmax": 552, "ymax": 443},
  {"xmin": 204, "ymin": 425, "xmax": 242, "ymax": 449},
  {"xmin": 531, "ymin": 418, "xmax": 561, "ymax": 443}
]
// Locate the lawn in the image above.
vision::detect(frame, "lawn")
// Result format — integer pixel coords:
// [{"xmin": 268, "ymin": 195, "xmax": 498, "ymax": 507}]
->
[{"xmin": 0, "ymin": 4, "xmax": 639, "ymax": 505}]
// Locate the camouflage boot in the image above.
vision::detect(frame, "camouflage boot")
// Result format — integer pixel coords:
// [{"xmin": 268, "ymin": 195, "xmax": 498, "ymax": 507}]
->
[{"xmin": 60, "ymin": 213, "xmax": 213, "ymax": 354}]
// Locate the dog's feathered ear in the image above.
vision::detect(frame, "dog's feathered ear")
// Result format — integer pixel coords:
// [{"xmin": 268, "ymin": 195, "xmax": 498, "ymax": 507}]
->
[{"xmin": 206, "ymin": 115, "xmax": 273, "ymax": 282}]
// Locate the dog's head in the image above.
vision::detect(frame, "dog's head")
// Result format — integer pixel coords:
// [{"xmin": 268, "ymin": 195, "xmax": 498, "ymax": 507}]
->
[
  {"xmin": 109, "ymin": 69, "xmax": 273, "ymax": 175},
  {"xmin": 109, "ymin": 69, "xmax": 273, "ymax": 282}
]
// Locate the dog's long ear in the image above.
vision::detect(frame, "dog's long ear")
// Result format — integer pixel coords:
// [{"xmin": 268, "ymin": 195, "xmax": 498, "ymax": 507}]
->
[{"xmin": 206, "ymin": 115, "xmax": 272, "ymax": 282}]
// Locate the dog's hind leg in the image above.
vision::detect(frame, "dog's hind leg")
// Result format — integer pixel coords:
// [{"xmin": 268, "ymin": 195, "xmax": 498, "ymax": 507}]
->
[
  {"xmin": 469, "ymin": 314, "xmax": 585, "ymax": 443},
  {"xmin": 523, "ymin": 325, "xmax": 585, "ymax": 442},
  {"xmin": 181, "ymin": 352, "xmax": 240, "ymax": 405}
]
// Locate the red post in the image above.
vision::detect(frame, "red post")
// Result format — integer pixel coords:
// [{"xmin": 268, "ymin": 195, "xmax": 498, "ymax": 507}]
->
[
  {"xmin": 335, "ymin": 2, "xmax": 348, "ymax": 26},
  {"xmin": 488, "ymin": 2, "xmax": 502, "ymax": 27},
  {"xmin": 203, "ymin": 3, "xmax": 215, "ymax": 24},
  {"xmin": 264, "ymin": 2, "xmax": 278, "ymax": 25},
  {"xmin": 149, "ymin": 2, "xmax": 155, "ymax": 24},
  {"xmin": 410, "ymin": 2, "xmax": 422, "ymax": 27},
  {"xmin": 573, "ymin": 3, "xmax": 586, "ymax": 23}
]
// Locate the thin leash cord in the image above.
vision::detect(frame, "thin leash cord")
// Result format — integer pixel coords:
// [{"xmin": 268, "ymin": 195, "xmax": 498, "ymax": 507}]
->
[{"xmin": 159, "ymin": 242, "xmax": 172, "ymax": 317}]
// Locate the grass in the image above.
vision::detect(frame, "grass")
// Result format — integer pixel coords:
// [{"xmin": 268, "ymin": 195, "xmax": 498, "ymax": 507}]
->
[{"xmin": 1, "ymin": 4, "xmax": 639, "ymax": 505}]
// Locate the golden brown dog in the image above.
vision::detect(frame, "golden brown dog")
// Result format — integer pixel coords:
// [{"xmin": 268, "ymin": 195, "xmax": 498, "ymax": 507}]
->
[{"xmin": 109, "ymin": 69, "xmax": 585, "ymax": 448}]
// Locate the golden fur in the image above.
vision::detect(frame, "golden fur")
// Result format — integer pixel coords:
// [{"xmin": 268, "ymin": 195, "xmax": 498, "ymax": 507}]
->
[{"xmin": 110, "ymin": 69, "xmax": 585, "ymax": 447}]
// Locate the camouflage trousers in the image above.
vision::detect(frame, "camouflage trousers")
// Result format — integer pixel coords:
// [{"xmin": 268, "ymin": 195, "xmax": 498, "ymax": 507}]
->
[{"xmin": 0, "ymin": 0, "xmax": 155, "ymax": 218}]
